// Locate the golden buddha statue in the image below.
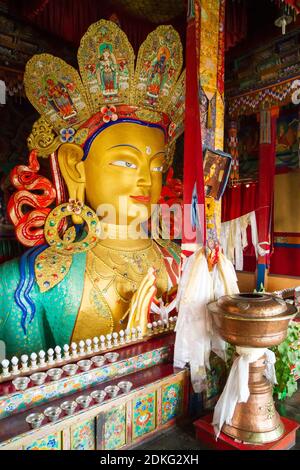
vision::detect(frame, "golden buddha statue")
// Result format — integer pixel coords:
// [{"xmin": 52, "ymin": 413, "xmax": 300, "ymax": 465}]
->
[
  {"xmin": 0, "ymin": 20, "xmax": 185, "ymax": 357},
  {"xmin": 60, "ymin": 122, "xmax": 177, "ymax": 341}
]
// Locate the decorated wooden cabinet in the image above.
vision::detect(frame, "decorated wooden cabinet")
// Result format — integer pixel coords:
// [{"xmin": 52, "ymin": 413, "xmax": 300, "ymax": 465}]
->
[{"xmin": 0, "ymin": 332, "xmax": 189, "ymax": 451}]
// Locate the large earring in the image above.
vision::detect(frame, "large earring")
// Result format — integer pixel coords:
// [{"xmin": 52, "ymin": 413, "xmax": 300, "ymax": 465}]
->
[
  {"xmin": 44, "ymin": 199, "xmax": 100, "ymax": 254},
  {"xmin": 35, "ymin": 200, "xmax": 100, "ymax": 292}
]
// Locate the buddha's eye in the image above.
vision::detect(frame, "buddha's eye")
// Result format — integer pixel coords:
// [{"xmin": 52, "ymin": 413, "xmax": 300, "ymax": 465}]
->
[
  {"xmin": 110, "ymin": 160, "xmax": 137, "ymax": 169},
  {"xmin": 152, "ymin": 166, "xmax": 163, "ymax": 172}
]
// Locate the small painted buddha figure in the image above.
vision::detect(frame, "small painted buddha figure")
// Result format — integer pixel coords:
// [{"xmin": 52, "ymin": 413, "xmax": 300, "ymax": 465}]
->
[{"xmin": 0, "ymin": 20, "xmax": 185, "ymax": 357}]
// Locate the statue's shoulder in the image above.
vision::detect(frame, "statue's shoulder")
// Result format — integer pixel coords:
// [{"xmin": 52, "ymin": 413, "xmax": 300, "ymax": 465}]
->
[
  {"xmin": 34, "ymin": 247, "xmax": 86, "ymax": 293},
  {"xmin": 0, "ymin": 248, "xmax": 87, "ymax": 294},
  {"xmin": 154, "ymin": 239, "xmax": 181, "ymax": 264}
]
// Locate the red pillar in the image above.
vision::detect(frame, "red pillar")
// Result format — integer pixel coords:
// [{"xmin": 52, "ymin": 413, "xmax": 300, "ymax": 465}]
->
[
  {"xmin": 182, "ymin": 0, "xmax": 205, "ymax": 254},
  {"xmin": 256, "ymin": 107, "xmax": 278, "ymax": 289}
]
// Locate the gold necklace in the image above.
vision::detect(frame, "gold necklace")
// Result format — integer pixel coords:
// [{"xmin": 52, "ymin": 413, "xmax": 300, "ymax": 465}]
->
[
  {"xmin": 85, "ymin": 262, "xmax": 114, "ymax": 332},
  {"xmin": 99, "ymin": 222, "xmax": 148, "ymax": 240},
  {"xmin": 88, "ymin": 255, "xmax": 134, "ymax": 303},
  {"xmin": 92, "ymin": 241, "xmax": 163, "ymax": 281},
  {"xmin": 86, "ymin": 262, "xmax": 131, "ymax": 329},
  {"xmin": 85, "ymin": 242, "xmax": 167, "ymax": 327}
]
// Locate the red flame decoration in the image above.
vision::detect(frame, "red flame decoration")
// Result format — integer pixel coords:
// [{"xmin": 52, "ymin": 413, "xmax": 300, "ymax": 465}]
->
[{"xmin": 7, "ymin": 150, "xmax": 57, "ymax": 247}]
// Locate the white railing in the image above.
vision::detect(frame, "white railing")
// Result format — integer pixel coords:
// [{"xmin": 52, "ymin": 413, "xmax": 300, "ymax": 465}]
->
[{"xmin": 0, "ymin": 317, "xmax": 177, "ymax": 383}]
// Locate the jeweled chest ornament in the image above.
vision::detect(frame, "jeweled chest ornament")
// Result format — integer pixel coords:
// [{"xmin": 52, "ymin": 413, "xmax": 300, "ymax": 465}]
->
[{"xmin": 146, "ymin": 146, "xmax": 151, "ymax": 155}]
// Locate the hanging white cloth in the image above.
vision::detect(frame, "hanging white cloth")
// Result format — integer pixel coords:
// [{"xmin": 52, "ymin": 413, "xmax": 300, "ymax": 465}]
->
[
  {"xmin": 264, "ymin": 349, "xmax": 277, "ymax": 385},
  {"xmin": 174, "ymin": 249, "xmax": 213, "ymax": 392},
  {"xmin": 234, "ymin": 217, "xmax": 243, "ymax": 270},
  {"xmin": 220, "ymin": 221, "xmax": 230, "ymax": 259},
  {"xmin": 174, "ymin": 248, "xmax": 239, "ymax": 392},
  {"xmin": 250, "ymin": 211, "xmax": 258, "ymax": 259},
  {"xmin": 150, "ymin": 297, "xmax": 177, "ymax": 322},
  {"xmin": 214, "ymin": 251, "xmax": 240, "ymax": 296},
  {"xmin": 220, "ymin": 211, "xmax": 259, "ymax": 270},
  {"xmin": 227, "ymin": 221, "xmax": 235, "ymax": 264},
  {"xmin": 240, "ymin": 214, "xmax": 249, "ymax": 249},
  {"xmin": 212, "ymin": 347, "xmax": 277, "ymax": 438},
  {"xmin": 210, "ymin": 252, "xmax": 239, "ymax": 360}
]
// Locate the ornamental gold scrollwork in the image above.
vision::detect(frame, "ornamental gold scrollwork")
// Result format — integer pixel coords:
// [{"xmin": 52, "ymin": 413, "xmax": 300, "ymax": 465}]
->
[{"xmin": 27, "ymin": 117, "xmax": 60, "ymax": 157}]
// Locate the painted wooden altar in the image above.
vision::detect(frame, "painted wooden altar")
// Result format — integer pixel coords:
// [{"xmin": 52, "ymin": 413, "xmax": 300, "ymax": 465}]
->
[{"xmin": 0, "ymin": 323, "xmax": 190, "ymax": 450}]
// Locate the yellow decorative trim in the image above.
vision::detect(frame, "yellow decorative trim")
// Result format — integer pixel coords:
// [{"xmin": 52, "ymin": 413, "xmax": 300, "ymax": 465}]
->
[
  {"xmin": 166, "ymin": 71, "xmax": 185, "ymax": 146},
  {"xmin": 199, "ymin": 0, "xmax": 220, "ymax": 96},
  {"xmin": 135, "ymin": 108, "xmax": 162, "ymax": 123},
  {"xmin": 155, "ymin": 238, "xmax": 180, "ymax": 257},
  {"xmin": 35, "ymin": 201, "xmax": 100, "ymax": 292},
  {"xmin": 74, "ymin": 127, "xmax": 89, "ymax": 146},
  {"xmin": 215, "ymin": 91, "xmax": 225, "ymax": 150},
  {"xmin": 27, "ymin": 117, "xmax": 60, "ymax": 157}
]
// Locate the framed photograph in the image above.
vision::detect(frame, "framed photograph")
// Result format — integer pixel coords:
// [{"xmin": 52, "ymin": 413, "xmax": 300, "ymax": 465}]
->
[{"xmin": 203, "ymin": 148, "xmax": 232, "ymax": 200}]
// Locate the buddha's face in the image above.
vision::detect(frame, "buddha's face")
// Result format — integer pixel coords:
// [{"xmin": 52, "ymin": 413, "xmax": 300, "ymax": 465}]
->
[{"xmin": 84, "ymin": 122, "xmax": 165, "ymax": 224}]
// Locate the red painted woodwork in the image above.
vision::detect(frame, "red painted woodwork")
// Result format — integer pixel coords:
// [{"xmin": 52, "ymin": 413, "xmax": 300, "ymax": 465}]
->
[
  {"xmin": 0, "ymin": 333, "xmax": 175, "ymax": 397},
  {"xmin": 0, "ymin": 362, "xmax": 181, "ymax": 445},
  {"xmin": 194, "ymin": 413, "xmax": 299, "ymax": 450}
]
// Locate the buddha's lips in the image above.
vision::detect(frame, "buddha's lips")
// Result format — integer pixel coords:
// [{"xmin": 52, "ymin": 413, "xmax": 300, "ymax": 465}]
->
[{"xmin": 130, "ymin": 195, "xmax": 151, "ymax": 203}]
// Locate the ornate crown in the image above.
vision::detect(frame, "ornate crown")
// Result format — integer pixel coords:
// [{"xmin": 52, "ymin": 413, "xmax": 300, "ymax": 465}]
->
[{"xmin": 24, "ymin": 20, "xmax": 185, "ymax": 170}]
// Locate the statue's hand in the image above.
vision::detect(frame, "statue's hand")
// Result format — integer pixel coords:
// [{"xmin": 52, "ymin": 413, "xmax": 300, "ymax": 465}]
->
[{"xmin": 126, "ymin": 267, "xmax": 157, "ymax": 336}]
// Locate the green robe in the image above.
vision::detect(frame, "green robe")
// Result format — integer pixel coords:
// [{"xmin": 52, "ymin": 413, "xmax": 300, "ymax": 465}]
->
[
  {"xmin": 0, "ymin": 240, "xmax": 180, "ymax": 359},
  {"xmin": 0, "ymin": 252, "xmax": 86, "ymax": 358}
]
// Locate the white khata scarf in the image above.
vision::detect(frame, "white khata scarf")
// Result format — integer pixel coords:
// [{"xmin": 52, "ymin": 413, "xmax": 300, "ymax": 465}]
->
[{"xmin": 173, "ymin": 248, "xmax": 239, "ymax": 392}]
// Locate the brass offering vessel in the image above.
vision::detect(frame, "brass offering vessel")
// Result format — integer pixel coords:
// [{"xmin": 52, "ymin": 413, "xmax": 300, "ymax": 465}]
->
[{"xmin": 208, "ymin": 293, "xmax": 297, "ymax": 444}]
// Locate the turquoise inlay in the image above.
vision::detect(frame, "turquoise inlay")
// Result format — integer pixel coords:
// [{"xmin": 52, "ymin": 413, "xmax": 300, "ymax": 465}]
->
[
  {"xmin": 20, "ymin": 245, "xmax": 47, "ymax": 334},
  {"xmin": 14, "ymin": 247, "xmax": 36, "ymax": 334}
]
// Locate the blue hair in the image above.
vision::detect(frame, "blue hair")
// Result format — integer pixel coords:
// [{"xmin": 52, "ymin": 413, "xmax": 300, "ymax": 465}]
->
[{"xmin": 15, "ymin": 244, "xmax": 48, "ymax": 335}]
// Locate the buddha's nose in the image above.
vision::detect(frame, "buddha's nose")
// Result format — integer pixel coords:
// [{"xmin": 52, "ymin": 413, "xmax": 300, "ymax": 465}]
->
[{"xmin": 137, "ymin": 166, "xmax": 152, "ymax": 188}]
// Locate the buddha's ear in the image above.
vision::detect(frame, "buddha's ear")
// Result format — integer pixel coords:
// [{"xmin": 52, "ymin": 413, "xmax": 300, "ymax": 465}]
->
[{"xmin": 58, "ymin": 143, "xmax": 85, "ymax": 224}]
